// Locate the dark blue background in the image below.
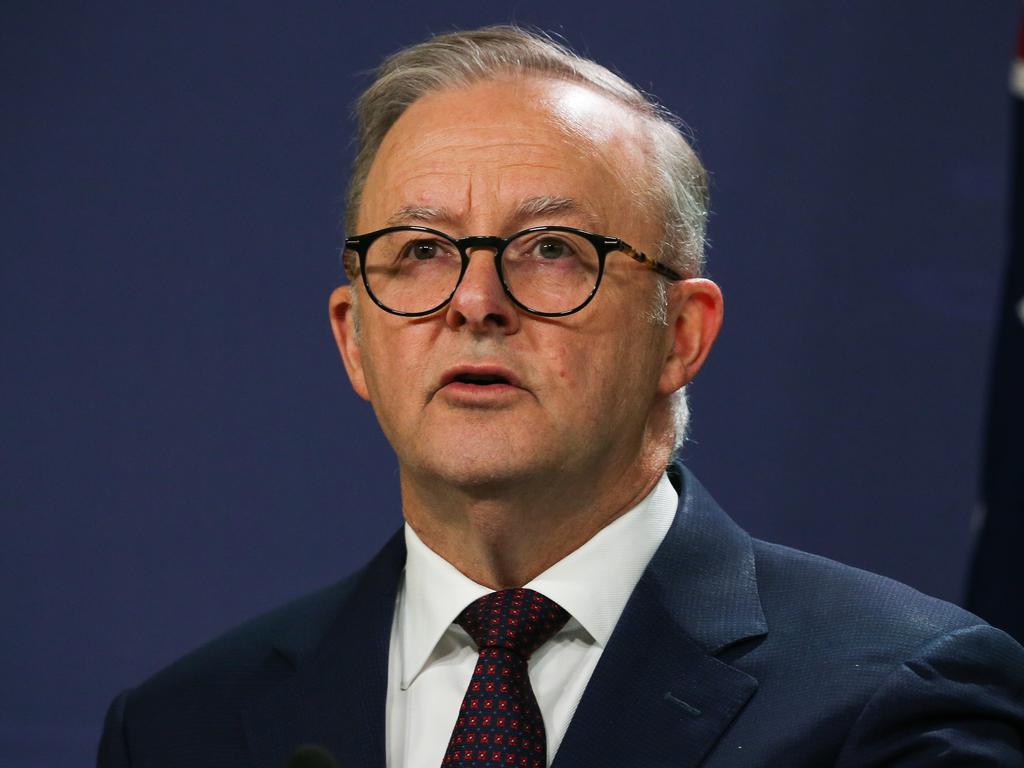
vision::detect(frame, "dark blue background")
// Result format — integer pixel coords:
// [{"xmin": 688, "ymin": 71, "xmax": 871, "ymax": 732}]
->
[{"xmin": 2, "ymin": 2, "xmax": 1018, "ymax": 764}]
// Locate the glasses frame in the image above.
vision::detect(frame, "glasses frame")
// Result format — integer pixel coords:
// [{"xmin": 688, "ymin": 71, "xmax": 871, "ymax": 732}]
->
[{"xmin": 343, "ymin": 225, "xmax": 684, "ymax": 318}]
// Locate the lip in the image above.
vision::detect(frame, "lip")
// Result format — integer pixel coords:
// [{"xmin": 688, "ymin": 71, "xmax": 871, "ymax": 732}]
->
[
  {"xmin": 435, "ymin": 364, "xmax": 526, "ymax": 403},
  {"xmin": 439, "ymin": 364, "xmax": 522, "ymax": 389}
]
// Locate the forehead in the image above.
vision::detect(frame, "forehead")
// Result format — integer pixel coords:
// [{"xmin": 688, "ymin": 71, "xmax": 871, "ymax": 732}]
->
[{"xmin": 358, "ymin": 77, "xmax": 652, "ymax": 234}]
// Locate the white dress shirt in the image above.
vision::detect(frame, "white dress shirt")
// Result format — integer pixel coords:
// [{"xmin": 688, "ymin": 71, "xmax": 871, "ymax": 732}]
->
[{"xmin": 385, "ymin": 473, "xmax": 678, "ymax": 768}]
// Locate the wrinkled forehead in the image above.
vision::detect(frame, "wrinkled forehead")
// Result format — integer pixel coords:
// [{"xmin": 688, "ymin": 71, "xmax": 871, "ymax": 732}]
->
[{"xmin": 358, "ymin": 77, "xmax": 655, "ymax": 237}]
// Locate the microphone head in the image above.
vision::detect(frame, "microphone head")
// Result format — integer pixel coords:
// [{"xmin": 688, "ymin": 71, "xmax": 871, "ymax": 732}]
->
[{"xmin": 286, "ymin": 744, "xmax": 339, "ymax": 768}]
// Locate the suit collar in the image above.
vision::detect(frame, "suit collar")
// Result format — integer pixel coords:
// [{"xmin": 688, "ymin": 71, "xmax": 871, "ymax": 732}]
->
[
  {"xmin": 658, "ymin": 460, "xmax": 768, "ymax": 652},
  {"xmin": 552, "ymin": 461, "xmax": 767, "ymax": 767}
]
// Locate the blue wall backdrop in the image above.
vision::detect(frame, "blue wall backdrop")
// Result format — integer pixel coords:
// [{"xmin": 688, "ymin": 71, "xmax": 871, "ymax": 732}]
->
[{"xmin": 2, "ymin": 2, "xmax": 1019, "ymax": 764}]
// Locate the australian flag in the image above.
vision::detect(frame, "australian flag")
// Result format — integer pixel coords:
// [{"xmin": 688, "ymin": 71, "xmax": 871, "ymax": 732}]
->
[{"xmin": 964, "ymin": 20, "xmax": 1024, "ymax": 644}]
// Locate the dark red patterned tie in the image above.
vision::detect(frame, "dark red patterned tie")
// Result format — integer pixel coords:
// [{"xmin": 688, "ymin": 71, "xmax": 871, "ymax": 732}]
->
[{"xmin": 441, "ymin": 588, "xmax": 570, "ymax": 768}]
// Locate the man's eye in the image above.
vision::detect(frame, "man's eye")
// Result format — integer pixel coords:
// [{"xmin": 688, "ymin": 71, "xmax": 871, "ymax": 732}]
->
[
  {"xmin": 535, "ymin": 238, "xmax": 571, "ymax": 259},
  {"xmin": 404, "ymin": 240, "xmax": 440, "ymax": 260}
]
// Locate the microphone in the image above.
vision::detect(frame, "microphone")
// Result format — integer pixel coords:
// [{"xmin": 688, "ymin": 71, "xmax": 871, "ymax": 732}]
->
[{"xmin": 286, "ymin": 744, "xmax": 339, "ymax": 768}]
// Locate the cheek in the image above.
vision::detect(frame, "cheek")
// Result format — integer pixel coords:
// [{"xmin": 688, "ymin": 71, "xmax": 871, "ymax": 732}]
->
[
  {"xmin": 360, "ymin": 330, "xmax": 416, "ymax": 404},
  {"xmin": 548, "ymin": 342, "xmax": 612, "ymax": 400},
  {"xmin": 542, "ymin": 342, "xmax": 574, "ymax": 383}
]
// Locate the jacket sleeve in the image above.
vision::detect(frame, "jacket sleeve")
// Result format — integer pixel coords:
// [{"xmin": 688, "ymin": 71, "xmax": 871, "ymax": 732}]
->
[
  {"xmin": 837, "ymin": 623, "xmax": 1024, "ymax": 766},
  {"xmin": 97, "ymin": 689, "xmax": 132, "ymax": 768}
]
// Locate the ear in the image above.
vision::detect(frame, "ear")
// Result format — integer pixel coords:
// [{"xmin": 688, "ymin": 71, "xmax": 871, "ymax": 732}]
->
[
  {"xmin": 328, "ymin": 285, "xmax": 370, "ymax": 401},
  {"xmin": 657, "ymin": 278, "xmax": 724, "ymax": 396}
]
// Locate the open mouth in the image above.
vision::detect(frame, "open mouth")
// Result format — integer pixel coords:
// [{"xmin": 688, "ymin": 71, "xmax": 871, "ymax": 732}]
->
[
  {"xmin": 438, "ymin": 366, "xmax": 522, "ymax": 398},
  {"xmin": 451, "ymin": 372, "xmax": 512, "ymax": 386}
]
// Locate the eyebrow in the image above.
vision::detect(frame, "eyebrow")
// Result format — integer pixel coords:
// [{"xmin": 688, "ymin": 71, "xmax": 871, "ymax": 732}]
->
[
  {"xmin": 511, "ymin": 196, "xmax": 601, "ymax": 230},
  {"xmin": 386, "ymin": 205, "xmax": 451, "ymax": 226},
  {"xmin": 383, "ymin": 196, "xmax": 602, "ymax": 232}
]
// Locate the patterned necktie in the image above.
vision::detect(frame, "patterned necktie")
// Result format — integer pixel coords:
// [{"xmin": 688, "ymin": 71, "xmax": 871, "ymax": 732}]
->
[{"xmin": 441, "ymin": 588, "xmax": 570, "ymax": 768}]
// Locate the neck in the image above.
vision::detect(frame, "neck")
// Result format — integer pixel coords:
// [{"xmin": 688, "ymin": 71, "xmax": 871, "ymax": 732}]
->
[{"xmin": 400, "ymin": 440, "xmax": 672, "ymax": 589}]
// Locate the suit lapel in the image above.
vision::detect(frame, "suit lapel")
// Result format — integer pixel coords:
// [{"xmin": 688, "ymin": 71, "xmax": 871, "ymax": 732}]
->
[
  {"xmin": 552, "ymin": 463, "xmax": 768, "ymax": 768},
  {"xmin": 242, "ymin": 529, "xmax": 406, "ymax": 768}
]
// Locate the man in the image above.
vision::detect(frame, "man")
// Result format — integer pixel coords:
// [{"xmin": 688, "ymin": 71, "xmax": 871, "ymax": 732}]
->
[{"xmin": 99, "ymin": 26, "xmax": 1024, "ymax": 767}]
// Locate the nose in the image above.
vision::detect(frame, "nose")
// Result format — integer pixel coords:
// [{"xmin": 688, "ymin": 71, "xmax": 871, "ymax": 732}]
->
[{"xmin": 445, "ymin": 248, "xmax": 520, "ymax": 333}]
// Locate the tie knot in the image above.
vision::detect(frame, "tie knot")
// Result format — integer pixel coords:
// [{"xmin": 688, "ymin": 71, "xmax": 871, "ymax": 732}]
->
[{"xmin": 456, "ymin": 588, "xmax": 570, "ymax": 659}]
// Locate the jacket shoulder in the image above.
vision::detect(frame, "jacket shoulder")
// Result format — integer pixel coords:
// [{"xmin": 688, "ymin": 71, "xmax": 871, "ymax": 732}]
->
[
  {"xmin": 709, "ymin": 538, "xmax": 1024, "ymax": 764},
  {"xmin": 107, "ymin": 571, "xmax": 362, "ymax": 756},
  {"xmin": 750, "ymin": 538, "xmax": 983, "ymax": 651},
  {"xmin": 142, "ymin": 574, "xmax": 358, "ymax": 694},
  {"xmin": 100, "ymin": 526, "xmax": 409, "ymax": 766}
]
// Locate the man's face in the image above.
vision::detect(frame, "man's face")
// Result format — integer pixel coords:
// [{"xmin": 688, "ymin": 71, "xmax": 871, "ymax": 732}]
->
[{"xmin": 332, "ymin": 77, "xmax": 699, "ymax": 490}]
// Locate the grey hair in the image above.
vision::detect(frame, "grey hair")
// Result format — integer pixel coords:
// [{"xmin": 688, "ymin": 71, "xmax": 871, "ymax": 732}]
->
[{"xmin": 344, "ymin": 25, "xmax": 709, "ymax": 447}]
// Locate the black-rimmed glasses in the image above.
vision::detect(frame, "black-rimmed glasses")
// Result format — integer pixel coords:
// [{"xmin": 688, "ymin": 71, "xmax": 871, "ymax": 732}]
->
[{"xmin": 343, "ymin": 225, "xmax": 683, "ymax": 317}]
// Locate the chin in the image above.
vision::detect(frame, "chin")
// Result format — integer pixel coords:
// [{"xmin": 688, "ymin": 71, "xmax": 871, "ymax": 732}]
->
[
  {"xmin": 412, "ymin": 435, "xmax": 556, "ymax": 492},
  {"xmin": 431, "ymin": 452, "xmax": 533, "ymax": 489}
]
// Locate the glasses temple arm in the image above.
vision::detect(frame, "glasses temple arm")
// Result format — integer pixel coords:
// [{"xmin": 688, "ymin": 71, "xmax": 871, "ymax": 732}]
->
[{"xmin": 619, "ymin": 243, "xmax": 685, "ymax": 281}]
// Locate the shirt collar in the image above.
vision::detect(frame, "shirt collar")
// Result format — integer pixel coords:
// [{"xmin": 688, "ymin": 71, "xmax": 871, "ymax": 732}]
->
[{"xmin": 397, "ymin": 473, "xmax": 678, "ymax": 689}]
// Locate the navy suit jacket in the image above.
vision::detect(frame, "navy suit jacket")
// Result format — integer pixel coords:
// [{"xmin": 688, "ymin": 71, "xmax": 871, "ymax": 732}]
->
[{"xmin": 99, "ymin": 463, "xmax": 1024, "ymax": 766}]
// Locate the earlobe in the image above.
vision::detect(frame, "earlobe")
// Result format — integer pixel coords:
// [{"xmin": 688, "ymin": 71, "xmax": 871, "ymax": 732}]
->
[
  {"xmin": 658, "ymin": 278, "xmax": 724, "ymax": 396},
  {"xmin": 328, "ymin": 285, "xmax": 371, "ymax": 401}
]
